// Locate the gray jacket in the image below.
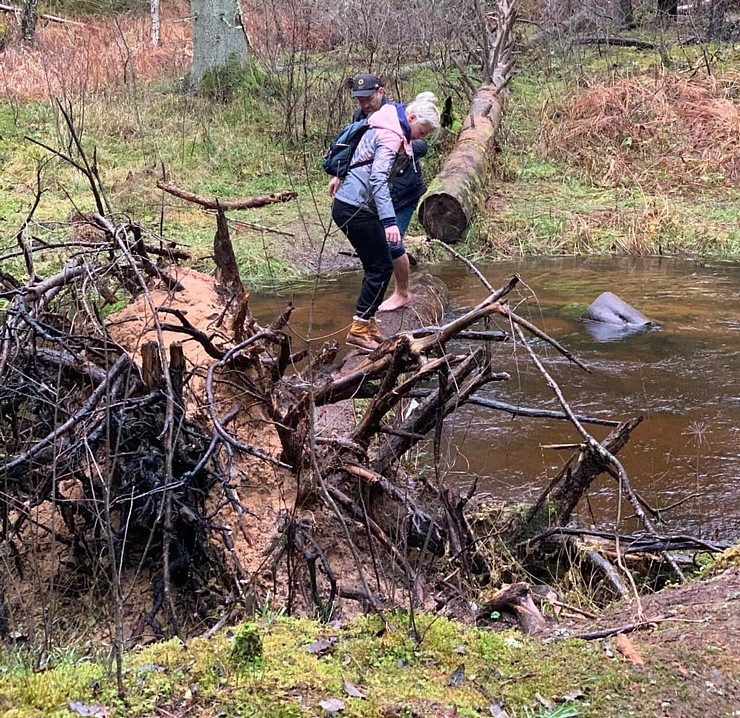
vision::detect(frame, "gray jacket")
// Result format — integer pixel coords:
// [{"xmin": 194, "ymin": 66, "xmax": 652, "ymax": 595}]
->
[
  {"xmin": 334, "ymin": 128, "xmax": 397, "ymax": 224},
  {"xmin": 333, "ymin": 100, "xmax": 410, "ymax": 226}
]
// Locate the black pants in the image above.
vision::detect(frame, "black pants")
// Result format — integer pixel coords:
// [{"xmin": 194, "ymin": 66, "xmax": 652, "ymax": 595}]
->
[{"xmin": 332, "ymin": 199, "xmax": 393, "ymax": 319}]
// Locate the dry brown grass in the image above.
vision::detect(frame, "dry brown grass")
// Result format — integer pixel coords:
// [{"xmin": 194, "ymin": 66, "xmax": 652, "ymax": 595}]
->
[
  {"xmin": 0, "ymin": 3, "xmax": 192, "ymax": 101},
  {"xmin": 539, "ymin": 72, "xmax": 740, "ymax": 190}
]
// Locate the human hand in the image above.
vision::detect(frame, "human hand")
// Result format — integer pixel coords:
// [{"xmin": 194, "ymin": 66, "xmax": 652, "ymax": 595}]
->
[
  {"xmin": 328, "ymin": 177, "xmax": 341, "ymax": 197},
  {"xmin": 385, "ymin": 225, "xmax": 401, "ymax": 245}
]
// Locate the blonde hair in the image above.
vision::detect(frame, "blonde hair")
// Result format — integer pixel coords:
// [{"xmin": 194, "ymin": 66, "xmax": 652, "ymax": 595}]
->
[{"xmin": 406, "ymin": 92, "xmax": 441, "ymax": 130}]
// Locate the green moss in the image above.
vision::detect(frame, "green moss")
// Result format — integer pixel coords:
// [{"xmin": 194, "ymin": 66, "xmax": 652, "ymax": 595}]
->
[
  {"xmin": 230, "ymin": 622, "xmax": 264, "ymax": 669},
  {"xmin": 0, "ymin": 609, "xmax": 731, "ymax": 717}
]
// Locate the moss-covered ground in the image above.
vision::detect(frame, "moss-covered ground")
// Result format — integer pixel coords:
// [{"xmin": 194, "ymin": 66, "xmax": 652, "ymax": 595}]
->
[{"xmin": 0, "ymin": 607, "xmax": 720, "ymax": 718}]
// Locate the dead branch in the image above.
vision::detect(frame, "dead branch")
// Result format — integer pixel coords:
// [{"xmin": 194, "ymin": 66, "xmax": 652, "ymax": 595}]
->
[
  {"xmin": 573, "ymin": 620, "xmax": 666, "ymax": 641},
  {"xmin": 524, "ymin": 417, "xmax": 644, "ymax": 529},
  {"xmin": 158, "ymin": 308, "xmax": 227, "ymax": 360},
  {"xmin": 566, "ymin": 535, "xmax": 631, "ymax": 600},
  {"xmin": 373, "ymin": 350, "xmax": 509, "ymax": 476},
  {"xmin": 576, "ymin": 36, "xmax": 658, "ymax": 49},
  {"xmin": 156, "ymin": 181, "xmax": 297, "ymax": 211},
  {"xmin": 2, "ymin": 353, "xmax": 131, "ymax": 477},
  {"xmin": 327, "ymin": 485, "xmax": 418, "ymax": 588},
  {"xmin": 515, "ymin": 325, "xmax": 686, "ymax": 583}
]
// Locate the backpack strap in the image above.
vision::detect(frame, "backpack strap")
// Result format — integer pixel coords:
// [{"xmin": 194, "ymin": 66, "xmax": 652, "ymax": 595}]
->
[{"xmin": 347, "ymin": 158, "xmax": 374, "ymax": 172}]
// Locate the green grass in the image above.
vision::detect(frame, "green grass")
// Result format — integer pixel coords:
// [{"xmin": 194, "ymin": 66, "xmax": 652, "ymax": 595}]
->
[
  {"xmin": 1, "ymin": 38, "xmax": 738, "ymax": 292},
  {"xmin": 463, "ymin": 42, "xmax": 740, "ymax": 258}
]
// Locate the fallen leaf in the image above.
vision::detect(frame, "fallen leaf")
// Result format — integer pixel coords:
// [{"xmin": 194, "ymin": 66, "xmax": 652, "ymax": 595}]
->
[
  {"xmin": 489, "ymin": 702, "xmax": 510, "ymax": 717},
  {"xmin": 68, "ymin": 702, "xmax": 107, "ymax": 718},
  {"xmin": 616, "ymin": 634, "xmax": 645, "ymax": 666},
  {"xmin": 307, "ymin": 638, "xmax": 336, "ymax": 656},
  {"xmin": 342, "ymin": 679, "xmax": 367, "ymax": 699},
  {"xmin": 319, "ymin": 698, "xmax": 345, "ymax": 713}
]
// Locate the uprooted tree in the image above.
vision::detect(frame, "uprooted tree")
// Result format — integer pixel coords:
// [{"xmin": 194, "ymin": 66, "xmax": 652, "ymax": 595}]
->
[
  {"xmin": 1, "ymin": 141, "xmax": 729, "ymax": 648},
  {"xmin": 1, "ymin": 35, "xmax": 732, "ymax": 646}
]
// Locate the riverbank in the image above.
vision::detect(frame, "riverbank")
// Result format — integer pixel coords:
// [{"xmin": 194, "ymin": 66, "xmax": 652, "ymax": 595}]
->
[
  {"xmin": 1, "ymin": 556, "xmax": 738, "ymax": 717},
  {"xmin": 0, "ymin": 9, "xmax": 739, "ymax": 288}
]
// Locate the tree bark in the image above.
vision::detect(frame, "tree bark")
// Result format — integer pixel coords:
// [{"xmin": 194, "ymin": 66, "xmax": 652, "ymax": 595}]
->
[
  {"xmin": 189, "ymin": 0, "xmax": 250, "ymax": 88},
  {"xmin": 418, "ymin": 85, "xmax": 503, "ymax": 244},
  {"xmin": 150, "ymin": 0, "xmax": 160, "ymax": 46},
  {"xmin": 418, "ymin": 0, "xmax": 516, "ymax": 244},
  {"xmin": 213, "ymin": 208, "xmax": 246, "ymax": 299},
  {"xmin": 21, "ymin": 0, "xmax": 37, "ymax": 44}
]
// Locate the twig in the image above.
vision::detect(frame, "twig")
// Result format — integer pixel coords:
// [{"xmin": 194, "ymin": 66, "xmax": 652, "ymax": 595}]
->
[{"xmin": 572, "ymin": 619, "xmax": 666, "ymax": 641}]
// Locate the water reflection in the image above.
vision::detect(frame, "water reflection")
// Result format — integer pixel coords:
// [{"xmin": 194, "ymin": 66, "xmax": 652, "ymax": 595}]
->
[
  {"xmin": 581, "ymin": 319, "xmax": 657, "ymax": 343},
  {"xmin": 249, "ymin": 256, "xmax": 740, "ymax": 540}
]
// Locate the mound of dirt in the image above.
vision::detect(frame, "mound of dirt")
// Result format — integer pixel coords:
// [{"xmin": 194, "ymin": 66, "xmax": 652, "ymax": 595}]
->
[
  {"xmin": 106, "ymin": 268, "xmax": 296, "ymax": 606},
  {"xmin": 556, "ymin": 560, "xmax": 740, "ymax": 717}
]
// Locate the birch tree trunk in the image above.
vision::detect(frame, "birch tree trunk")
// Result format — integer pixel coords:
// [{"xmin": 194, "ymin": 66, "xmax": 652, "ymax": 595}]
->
[
  {"xmin": 189, "ymin": 0, "xmax": 250, "ymax": 88},
  {"xmin": 150, "ymin": 0, "xmax": 160, "ymax": 46}
]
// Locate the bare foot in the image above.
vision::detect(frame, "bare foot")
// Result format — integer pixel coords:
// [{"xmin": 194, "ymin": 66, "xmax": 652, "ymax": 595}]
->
[{"xmin": 378, "ymin": 293, "xmax": 412, "ymax": 312}]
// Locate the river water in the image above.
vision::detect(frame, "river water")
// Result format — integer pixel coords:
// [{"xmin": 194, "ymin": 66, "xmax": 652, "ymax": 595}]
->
[{"xmin": 250, "ymin": 256, "xmax": 740, "ymax": 541}]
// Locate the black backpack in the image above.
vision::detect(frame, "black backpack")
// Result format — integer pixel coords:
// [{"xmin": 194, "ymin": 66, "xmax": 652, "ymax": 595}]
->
[{"xmin": 322, "ymin": 119, "xmax": 373, "ymax": 177}]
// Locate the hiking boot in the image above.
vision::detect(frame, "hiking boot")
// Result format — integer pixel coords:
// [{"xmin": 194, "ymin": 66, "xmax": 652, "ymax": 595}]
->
[{"xmin": 346, "ymin": 316, "xmax": 384, "ymax": 352}]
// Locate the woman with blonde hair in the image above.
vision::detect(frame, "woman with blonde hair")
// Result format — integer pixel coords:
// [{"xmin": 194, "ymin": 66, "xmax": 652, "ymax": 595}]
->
[{"xmin": 331, "ymin": 91, "xmax": 441, "ymax": 351}]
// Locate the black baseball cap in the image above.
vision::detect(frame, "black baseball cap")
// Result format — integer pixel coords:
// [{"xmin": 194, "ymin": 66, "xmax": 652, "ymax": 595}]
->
[{"xmin": 352, "ymin": 74, "xmax": 382, "ymax": 97}]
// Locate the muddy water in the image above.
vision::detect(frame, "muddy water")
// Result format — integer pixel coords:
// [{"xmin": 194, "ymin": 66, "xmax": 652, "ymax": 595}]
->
[{"xmin": 250, "ymin": 257, "xmax": 740, "ymax": 540}]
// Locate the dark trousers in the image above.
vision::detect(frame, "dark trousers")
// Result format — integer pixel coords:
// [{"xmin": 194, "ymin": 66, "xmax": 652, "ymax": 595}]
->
[{"xmin": 332, "ymin": 199, "xmax": 393, "ymax": 319}]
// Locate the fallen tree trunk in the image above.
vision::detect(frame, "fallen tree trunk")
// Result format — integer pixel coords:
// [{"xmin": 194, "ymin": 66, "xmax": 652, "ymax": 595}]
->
[
  {"xmin": 0, "ymin": 2, "xmax": 85, "ymax": 26},
  {"xmin": 418, "ymin": 0, "xmax": 516, "ymax": 243}
]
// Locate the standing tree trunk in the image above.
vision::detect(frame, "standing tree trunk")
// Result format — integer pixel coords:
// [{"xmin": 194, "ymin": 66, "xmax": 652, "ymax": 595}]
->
[
  {"xmin": 21, "ymin": 0, "xmax": 38, "ymax": 44},
  {"xmin": 656, "ymin": 0, "xmax": 678, "ymax": 23},
  {"xmin": 189, "ymin": 0, "xmax": 250, "ymax": 88},
  {"xmin": 150, "ymin": 0, "xmax": 160, "ymax": 46}
]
